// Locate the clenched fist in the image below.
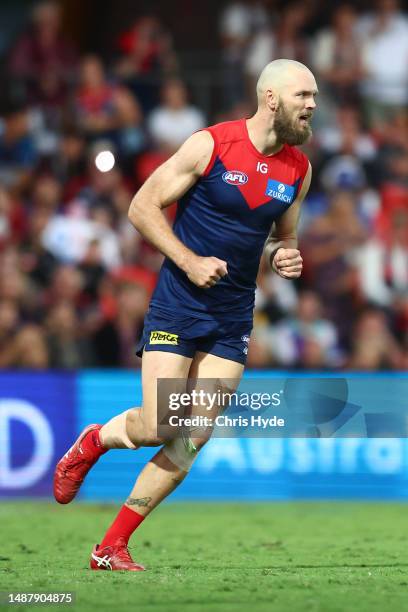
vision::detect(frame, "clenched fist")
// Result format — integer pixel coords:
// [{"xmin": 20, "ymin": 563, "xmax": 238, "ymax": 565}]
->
[
  {"xmin": 184, "ymin": 255, "xmax": 228, "ymax": 288},
  {"xmin": 272, "ymin": 248, "xmax": 303, "ymax": 279}
]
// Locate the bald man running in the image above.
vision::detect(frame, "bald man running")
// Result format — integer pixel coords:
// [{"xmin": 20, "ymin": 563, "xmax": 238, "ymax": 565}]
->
[{"xmin": 54, "ymin": 59, "xmax": 318, "ymax": 571}]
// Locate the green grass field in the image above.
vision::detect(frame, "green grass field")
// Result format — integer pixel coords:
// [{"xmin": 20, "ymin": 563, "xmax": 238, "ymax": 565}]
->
[{"xmin": 1, "ymin": 501, "xmax": 407, "ymax": 611}]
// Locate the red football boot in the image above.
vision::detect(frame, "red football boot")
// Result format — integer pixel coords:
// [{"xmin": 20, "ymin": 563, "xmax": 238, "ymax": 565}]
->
[
  {"xmin": 54, "ymin": 424, "xmax": 105, "ymax": 504},
  {"xmin": 90, "ymin": 541, "xmax": 145, "ymax": 571}
]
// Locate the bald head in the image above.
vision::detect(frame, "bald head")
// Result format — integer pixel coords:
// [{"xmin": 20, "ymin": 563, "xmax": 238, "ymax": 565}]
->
[
  {"xmin": 251, "ymin": 59, "xmax": 317, "ymax": 147},
  {"xmin": 256, "ymin": 59, "xmax": 315, "ymax": 106}
]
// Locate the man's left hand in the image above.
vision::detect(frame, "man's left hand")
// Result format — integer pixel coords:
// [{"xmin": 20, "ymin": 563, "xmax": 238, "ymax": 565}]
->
[{"xmin": 272, "ymin": 248, "xmax": 303, "ymax": 279}]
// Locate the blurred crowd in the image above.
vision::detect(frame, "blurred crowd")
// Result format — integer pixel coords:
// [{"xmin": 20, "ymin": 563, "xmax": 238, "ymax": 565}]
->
[{"xmin": 0, "ymin": 0, "xmax": 406, "ymax": 370}]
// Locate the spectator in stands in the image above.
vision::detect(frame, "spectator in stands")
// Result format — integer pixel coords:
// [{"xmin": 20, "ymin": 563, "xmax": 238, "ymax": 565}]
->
[
  {"xmin": 8, "ymin": 1, "xmax": 77, "ymax": 110},
  {"xmin": 91, "ymin": 281, "xmax": 148, "ymax": 367},
  {"xmin": 74, "ymin": 144, "xmax": 133, "ymax": 204},
  {"xmin": 46, "ymin": 302, "xmax": 92, "ymax": 368},
  {"xmin": 78, "ymin": 239, "xmax": 107, "ymax": 303},
  {"xmin": 272, "ymin": 290, "xmax": 340, "ymax": 368},
  {"xmin": 6, "ymin": 324, "xmax": 49, "ymax": 368},
  {"xmin": 29, "ymin": 173, "xmax": 62, "ymax": 214},
  {"xmin": 57, "ymin": 149, "xmax": 131, "ymax": 265},
  {"xmin": 244, "ymin": 2, "xmax": 309, "ymax": 101},
  {"xmin": 310, "ymin": 4, "xmax": 363, "ymax": 106},
  {"xmin": 357, "ymin": 0, "xmax": 408, "ymax": 124},
  {"xmin": 317, "ymin": 105, "xmax": 377, "ymax": 163},
  {"xmin": 0, "ymin": 249, "xmax": 30, "ymax": 319},
  {"xmin": 301, "ymin": 190, "xmax": 366, "ymax": 348},
  {"xmin": 52, "ymin": 127, "xmax": 87, "ymax": 200},
  {"xmin": 0, "ymin": 186, "xmax": 25, "ymax": 247},
  {"xmin": 248, "ymin": 289, "xmax": 340, "ymax": 369},
  {"xmin": 20, "ymin": 204, "xmax": 58, "ymax": 292},
  {"xmin": 73, "ymin": 55, "xmax": 119, "ymax": 139},
  {"xmin": 14, "ymin": 176, "xmax": 62, "ymax": 304},
  {"xmin": 113, "ymin": 87, "xmax": 146, "ymax": 165},
  {"xmin": 46, "ymin": 265, "xmax": 84, "ymax": 310},
  {"xmin": 315, "ymin": 106, "xmax": 379, "ymax": 211},
  {"xmin": 73, "ymin": 55, "xmax": 143, "ymax": 154},
  {"xmin": 318, "ymin": 152, "xmax": 369, "ymax": 214},
  {"xmin": 41, "ymin": 211, "xmax": 122, "ymax": 270},
  {"xmin": 0, "ymin": 105, "xmax": 38, "ymax": 191},
  {"xmin": 147, "ymin": 79, "xmax": 205, "ymax": 153},
  {"xmin": 372, "ymin": 111, "xmax": 408, "ymax": 187},
  {"xmin": 219, "ymin": 1, "xmax": 270, "ymax": 108},
  {"xmin": 347, "ymin": 308, "xmax": 403, "ymax": 370},
  {"xmin": 115, "ymin": 16, "xmax": 178, "ymax": 113},
  {"xmin": 0, "ymin": 300, "xmax": 19, "ymax": 367},
  {"xmin": 356, "ymin": 208, "xmax": 408, "ymax": 307}
]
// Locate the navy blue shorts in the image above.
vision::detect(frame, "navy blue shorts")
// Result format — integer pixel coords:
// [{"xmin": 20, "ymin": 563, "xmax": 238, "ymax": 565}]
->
[{"xmin": 136, "ymin": 307, "xmax": 252, "ymax": 365}]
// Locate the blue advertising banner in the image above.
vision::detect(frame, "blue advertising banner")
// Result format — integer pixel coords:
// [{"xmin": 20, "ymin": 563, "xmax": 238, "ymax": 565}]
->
[
  {"xmin": 0, "ymin": 372, "xmax": 76, "ymax": 497},
  {"xmin": 1, "ymin": 370, "xmax": 408, "ymax": 501},
  {"xmin": 193, "ymin": 437, "xmax": 408, "ymax": 500},
  {"xmin": 77, "ymin": 371, "xmax": 408, "ymax": 502}
]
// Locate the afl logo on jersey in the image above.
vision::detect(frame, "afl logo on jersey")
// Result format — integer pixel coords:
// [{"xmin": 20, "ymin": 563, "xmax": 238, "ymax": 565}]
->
[{"xmin": 222, "ymin": 170, "xmax": 248, "ymax": 185}]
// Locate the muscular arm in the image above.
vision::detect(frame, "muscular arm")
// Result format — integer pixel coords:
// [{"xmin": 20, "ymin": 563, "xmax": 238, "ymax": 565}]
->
[
  {"xmin": 263, "ymin": 162, "xmax": 312, "ymax": 278},
  {"xmin": 128, "ymin": 130, "xmax": 227, "ymax": 288}
]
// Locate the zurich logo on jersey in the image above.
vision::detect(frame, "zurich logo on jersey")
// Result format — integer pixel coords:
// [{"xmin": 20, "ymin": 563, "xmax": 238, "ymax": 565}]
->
[
  {"xmin": 222, "ymin": 170, "xmax": 248, "ymax": 185},
  {"xmin": 265, "ymin": 179, "xmax": 295, "ymax": 203}
]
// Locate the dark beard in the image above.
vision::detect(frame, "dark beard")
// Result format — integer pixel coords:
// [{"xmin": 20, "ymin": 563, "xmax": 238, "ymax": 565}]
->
[{"xmin": 274, "ymin": 103, "xmax": 312, "ymax": 146}]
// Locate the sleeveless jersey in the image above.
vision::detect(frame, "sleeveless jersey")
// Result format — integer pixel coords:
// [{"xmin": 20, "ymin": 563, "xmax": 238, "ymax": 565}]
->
[{"xmin": 151, "ymin": 118, "xmax": 309, "ymax": 321}]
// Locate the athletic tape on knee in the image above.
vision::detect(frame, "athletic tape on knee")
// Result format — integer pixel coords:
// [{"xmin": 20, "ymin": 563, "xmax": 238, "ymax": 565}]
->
[{"xmin": 163, "ymin": 434, "xmax": 198, "ymax": 472}]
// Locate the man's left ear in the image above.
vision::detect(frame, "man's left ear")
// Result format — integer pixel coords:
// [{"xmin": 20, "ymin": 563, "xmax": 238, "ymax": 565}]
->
[{"xmin": 266, "ymin": 89, "xmax": 278, "ymax": 112}]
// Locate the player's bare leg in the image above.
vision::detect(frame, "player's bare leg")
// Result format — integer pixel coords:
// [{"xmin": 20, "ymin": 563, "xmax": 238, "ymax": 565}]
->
[
  {"xmin": 99, "ymin": 351, "xmax": 192, "ymax": 449},
  {"xmin": 89, "ymin": 350, "xmax": 192, "ymax": 570},
  {"xmin": 124, "ymin": 352, "xmax": 244, "ymax": 516},
  {"xmin": 56, "ymin": 348, "xmax": 243, "ymax": 570},
  {"xmin": 92, "ymin": 352, "xmax": 244, "ymax": 570},
  {"xmin": 54, "ymin": 352, "xmax": 192, "ymax": 505}
]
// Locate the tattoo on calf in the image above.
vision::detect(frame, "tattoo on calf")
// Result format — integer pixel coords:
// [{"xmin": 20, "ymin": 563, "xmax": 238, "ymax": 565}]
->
[{"xmin": 126, "ymin": 496, "xmax": 152, "ymax": 507}]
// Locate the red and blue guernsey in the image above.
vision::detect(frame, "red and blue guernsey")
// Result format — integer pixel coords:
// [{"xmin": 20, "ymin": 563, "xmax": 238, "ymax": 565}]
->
[{"xmin": 151, "ymin": 118, "xmax": 309, "ymax": 321}]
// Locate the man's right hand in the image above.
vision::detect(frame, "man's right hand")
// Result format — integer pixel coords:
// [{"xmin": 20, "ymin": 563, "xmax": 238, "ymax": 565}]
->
[{"xmin": 184, "ymin": 255, "xmax": 228, "ymax": 289}]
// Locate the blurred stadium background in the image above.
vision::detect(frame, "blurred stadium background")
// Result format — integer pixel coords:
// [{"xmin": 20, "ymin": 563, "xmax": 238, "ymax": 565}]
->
[{"xmin": 0, "ymin": 0, "xmax": 407, "ymax": 506}]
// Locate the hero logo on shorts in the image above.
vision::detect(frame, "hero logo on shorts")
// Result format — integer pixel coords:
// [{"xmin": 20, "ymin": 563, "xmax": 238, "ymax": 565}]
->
[
  {"xmin": 265, "ymin": 179, "xmax": 295, "ymax": 204},
  {"xmin": 150, "ymin": 331, "xmax": 179, "ymax": 345},
  {"xmin": 222, "ymin": 170, "xmax": 248, "ymax": 185}
]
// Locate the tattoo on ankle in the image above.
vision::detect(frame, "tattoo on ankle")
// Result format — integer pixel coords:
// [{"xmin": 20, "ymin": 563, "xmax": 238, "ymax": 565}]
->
[
  {"xmin": 171, "ymin": 477, "xmax": 183, "ymax": 487},
  {"xmin": 126, "ymin": 496, "xmax": 152, "ymax": 508}
]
